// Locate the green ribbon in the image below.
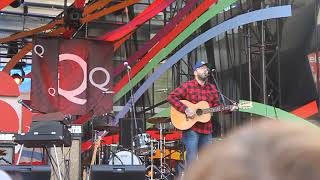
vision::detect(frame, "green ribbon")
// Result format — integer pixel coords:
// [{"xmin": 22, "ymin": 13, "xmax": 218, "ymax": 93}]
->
[{"xmin": 151, "ymin": 100, "xmax": 318, "ymax": 128}]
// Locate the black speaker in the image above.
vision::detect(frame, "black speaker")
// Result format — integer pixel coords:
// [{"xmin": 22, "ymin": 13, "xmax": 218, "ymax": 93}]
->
[
  {"xmin": 10, "ymin": 0, "xmax": 24, "ymax": 8},
  {"xmin": 119, "ymin": 118, "xmax": 145, "ymax": 149},
  {"xmin": 64, "ymin": 7, "xmax": 83, "ymax": 28},
  {"xmin": 0, "ymin": 165, "xmax": 51, "ymax": 180},
  {"xmin": 7, "ymin": 42, "xmax": 18, "ymax": 58},
  {"xmin": 91, "ymin": 165, "xmax": 145, "ymax": 180}
]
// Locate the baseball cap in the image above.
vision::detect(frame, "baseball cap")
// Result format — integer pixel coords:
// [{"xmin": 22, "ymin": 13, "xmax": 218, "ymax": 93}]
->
[{"xmin": 193, "ymin": 60, "xmax": 208, "ymax": 71}]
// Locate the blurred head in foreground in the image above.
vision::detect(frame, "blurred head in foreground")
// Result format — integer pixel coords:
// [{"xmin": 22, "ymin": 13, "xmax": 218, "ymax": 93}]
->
[
  {"xmin": 0, "ymin": 170, "xmax": 12, "ymax": 180},
  {"xmin": 183, "ymin": 119, "xmax": 320, "ymax": 180}
]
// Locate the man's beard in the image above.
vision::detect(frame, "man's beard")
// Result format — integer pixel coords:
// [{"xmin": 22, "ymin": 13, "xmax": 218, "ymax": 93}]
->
[{"xmin": 198, "ymin": 72, "xmax": 208, "ymax": 81}]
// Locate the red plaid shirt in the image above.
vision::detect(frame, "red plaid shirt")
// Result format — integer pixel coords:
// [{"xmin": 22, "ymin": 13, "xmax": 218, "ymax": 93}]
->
[{"xmin": 168, "ymin": 79, "xmax": 220, "ymax": 134}]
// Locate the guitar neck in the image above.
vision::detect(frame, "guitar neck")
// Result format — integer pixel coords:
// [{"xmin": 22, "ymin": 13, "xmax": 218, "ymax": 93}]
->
[{"xmin": 203, "ymin": 105, "xmax": 232, "ymax": 114}]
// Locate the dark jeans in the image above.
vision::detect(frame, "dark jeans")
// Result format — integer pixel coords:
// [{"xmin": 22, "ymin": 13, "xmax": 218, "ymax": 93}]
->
[{"xmin": 182, "ymin": 129, "xmax": 212, "ymax": 165}]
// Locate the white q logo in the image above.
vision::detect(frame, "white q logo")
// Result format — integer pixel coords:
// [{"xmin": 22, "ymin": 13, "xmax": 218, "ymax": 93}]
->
[
  {"xmin": 89, "ymin": 67, "xmax": 110, "ymax": 92},
  {"xmin": 48, "ymin": 53, "xmax": 111, "ymax": 105},
  {"xmin": 34, "ymin": 44, "xmax": 44, "ymax": 58}
]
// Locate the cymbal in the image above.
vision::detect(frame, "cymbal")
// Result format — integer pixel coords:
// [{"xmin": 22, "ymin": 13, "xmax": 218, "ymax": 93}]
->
[
  {"xmin": 155, "ymin": 131, "xmax": 174, "ymax": 135},
  {"xmin": 147, "ymin": 117, "xmax": 170, "ymax": 124},
  {"xmin": 93, "ymin": 125, "xmax": 119, "ymax": 133}
]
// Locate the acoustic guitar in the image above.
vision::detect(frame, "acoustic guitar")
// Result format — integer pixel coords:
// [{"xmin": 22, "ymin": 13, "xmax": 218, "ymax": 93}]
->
[{"xmin": 171, "ymin": 100, "xmax": 252, "ymax": 130}]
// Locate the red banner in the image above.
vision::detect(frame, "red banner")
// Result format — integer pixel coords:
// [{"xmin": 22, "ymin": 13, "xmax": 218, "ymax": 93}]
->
[
  {"xmin": 100, "ymin": 0, "xmax": 174, "ymax": 42},
  {"xmin": 0, "ymin": 0, "xmax": 14, "ymax": 10},
  {"xmin": 31, "ymin": 37, "xmax": 114, "ymax": 115}
]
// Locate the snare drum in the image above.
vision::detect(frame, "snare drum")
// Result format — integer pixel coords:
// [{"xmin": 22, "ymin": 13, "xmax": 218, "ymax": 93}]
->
[
  {"xmin": 133, "ymin": 133, "xmax": 151, "ymax": 155},
  {"xmin": 108, "ymin": 150, "xmax": 142, "ymax": 165}
]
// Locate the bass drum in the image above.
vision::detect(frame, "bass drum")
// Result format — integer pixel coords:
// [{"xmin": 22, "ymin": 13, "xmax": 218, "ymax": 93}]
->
[{"xmin": 108, "ymin": 150, "xmax": 142, "ymax": 165}]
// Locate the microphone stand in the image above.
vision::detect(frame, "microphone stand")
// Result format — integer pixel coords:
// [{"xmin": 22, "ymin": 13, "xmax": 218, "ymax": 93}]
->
[
  {"xmin": 209, "ymin": 70, "xmax": 233, "ymax": 137},
  {"xmin": 18, "ymin": 100, "xmax": 46, "ymax": 114},
  {"xmin": 268, "ymin": 89, "xmax": 278, "ymax": 120},
  {"xmin": 211, "ymin": 73, "xmax": 226, "ymax": 107},
  {"xmin": 125, "ymin": 63, "xmax": 139, "ymax": 166}
]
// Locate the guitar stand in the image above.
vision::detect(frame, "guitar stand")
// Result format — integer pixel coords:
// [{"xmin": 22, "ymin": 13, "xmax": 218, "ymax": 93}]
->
[{"xmin": 44, "ymin": 145, "xmax": 64, "ymax": 180}]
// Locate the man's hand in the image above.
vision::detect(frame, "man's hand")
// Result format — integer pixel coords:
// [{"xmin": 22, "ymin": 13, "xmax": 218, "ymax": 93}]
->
[
  {"xmin": 230, "ymin": 103, "xmax": 239, "ymax": 111},
  {"xmin": 185, "ymin": 107, "xmax": 195, "ymax": 118}
]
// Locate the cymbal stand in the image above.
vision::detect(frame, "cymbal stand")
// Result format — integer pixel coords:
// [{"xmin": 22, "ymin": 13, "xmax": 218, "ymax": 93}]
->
[
  {"xmin": 159, "ymin": 123, "xmax": 172, "ymax": 179},
  {"xmin": 162, "ymin": 137, "xmax": 175, "ymax": 178},
  {"xmin": 160, "ymin": 122, "xmax": 163, "ymax": 179},
  {"xmin": 163, "ymin": 136, "xmax": 166, "ymax": 175},
  {"xmin": 148, "ymin": 139, "xmax": 165, "ymax": 180},
  {"xmin": 150, "ymin": 140, "xmax": 154, "ymax": 180}
]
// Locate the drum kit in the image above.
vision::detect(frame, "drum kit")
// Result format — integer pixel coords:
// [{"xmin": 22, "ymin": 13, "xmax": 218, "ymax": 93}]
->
[{"xmin": 90, "ymin": 117, "xmax": 185, "ymax": 180}]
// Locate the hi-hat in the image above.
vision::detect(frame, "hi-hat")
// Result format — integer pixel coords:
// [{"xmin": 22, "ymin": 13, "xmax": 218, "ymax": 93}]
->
[{"xmin": 147, "ymin": 117, "xmax": 170, "ymax": 124}]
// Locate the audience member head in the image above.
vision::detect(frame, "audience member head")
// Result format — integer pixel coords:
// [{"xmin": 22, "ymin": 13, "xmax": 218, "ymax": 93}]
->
[
  {"xmin": 183, "ymin": 119, "xmax": 320, "ymax": 180},
  {"xmin": 0, "ymin": 170, "xmax": 12, "ymax": 180}
]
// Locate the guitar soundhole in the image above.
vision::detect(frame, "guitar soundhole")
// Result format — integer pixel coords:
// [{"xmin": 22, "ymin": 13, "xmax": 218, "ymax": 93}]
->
[{"xmin": 196, "ymin": 109, "xmax": 203, "ymax": 116}]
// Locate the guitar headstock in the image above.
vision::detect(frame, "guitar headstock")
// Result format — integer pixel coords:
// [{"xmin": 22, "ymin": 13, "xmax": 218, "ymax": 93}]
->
[
  {"xmin": 237, "ymin": 101, "xmax": 253, "ymax": 109},
  {"xmin": 94, "ymin": 136, "xmax": 102, "ymax": 146}
]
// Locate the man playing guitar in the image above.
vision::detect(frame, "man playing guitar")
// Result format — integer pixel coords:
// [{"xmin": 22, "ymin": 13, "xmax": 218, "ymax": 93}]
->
[{"xmin": 168, "ymin": 60, "xmax": 236, "ymax": 165}]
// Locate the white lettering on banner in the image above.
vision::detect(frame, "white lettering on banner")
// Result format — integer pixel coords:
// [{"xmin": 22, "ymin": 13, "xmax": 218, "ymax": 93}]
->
[
  {"xmin": 89, "ymin": 67, "xmax": 110, "ymax": 92},
  {"xmin": 47, "ymin": 53, "xmax": 111, "ymax": 105},
  {"xmin": 34, "ymin": 44, "xmax": 44, "ymax": 58},
  {"xmin": 48, "ymin": 88, "xmax": 56, "ymax": 96},
  {"xmin": 58, "ymin": 54, "xmax": 87, "ymax": 105}
]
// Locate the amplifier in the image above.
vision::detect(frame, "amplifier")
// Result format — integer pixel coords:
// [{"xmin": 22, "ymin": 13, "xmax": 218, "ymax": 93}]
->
[
  {"xmin": 0, "ymin": 165, "xmax": 51, "ymax": 180},
  {"xmin": 91, "ymin": 165, "xmax": 145, "ymax": 180}
]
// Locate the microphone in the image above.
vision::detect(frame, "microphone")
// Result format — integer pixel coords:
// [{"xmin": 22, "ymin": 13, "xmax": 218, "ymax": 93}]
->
[
  {"xmin": 123, "ymin": 62, "xmax": 131, "ymax": 70},
  {"xmin": 104, "ymin": 113, "xmax": 115, "ymax": 118},
  {"xmin": 64, "ymin": 114, "xmax": 72, "ymax": 121},
  {"xmin": 155, "ymin": 88, "xmax": 168, "ymax": 92},
  {"xmin": 267, "ymin": 89, "xmax": 274, "ymax": 98},
  {"xmin": 17, "ymin": 99, "xmax": 32, "ymax": 111},
  {"xmin": 207, "ymin": 68, "xmax": 216, "ymax": 77},
  {"xmin": 204, "ymin": 68, "xmax": 215, "ymax": 77}
]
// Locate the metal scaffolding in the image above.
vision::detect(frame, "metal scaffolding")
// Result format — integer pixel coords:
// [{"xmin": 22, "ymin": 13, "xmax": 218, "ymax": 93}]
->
[{"xmin": 138, "ymin": 0, "xmax": 291, "ymax": 135}]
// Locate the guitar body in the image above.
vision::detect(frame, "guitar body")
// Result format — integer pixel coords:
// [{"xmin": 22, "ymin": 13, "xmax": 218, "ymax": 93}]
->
[{"xmin": 171, "ymin": 100, "xmax": 212, "ymax": 130}]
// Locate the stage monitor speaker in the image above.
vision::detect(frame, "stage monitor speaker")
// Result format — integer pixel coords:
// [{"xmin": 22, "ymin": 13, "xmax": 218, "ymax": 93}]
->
[
  {"xmin": 0, "ymin": 165, "xmax": 51, "ymax": 180},
  {"xmin": 91, "ymin": 165, "xmax": 145, "ymax": 180},
  {"xmin": 119, "ymin": 118, "xmax": 144, "ymax": 149}
]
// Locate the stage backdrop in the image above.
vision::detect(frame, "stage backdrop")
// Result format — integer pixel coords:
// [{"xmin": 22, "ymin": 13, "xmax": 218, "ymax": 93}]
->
[{"xmin": 31, "ymin": 37, "xmax": 113, "ymax": 115}]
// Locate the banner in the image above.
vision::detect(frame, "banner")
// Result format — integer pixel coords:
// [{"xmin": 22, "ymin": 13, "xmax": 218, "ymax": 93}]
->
[{"xmin": 31, "ymin": 37, "xmax": 114, "ymax": 115}]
